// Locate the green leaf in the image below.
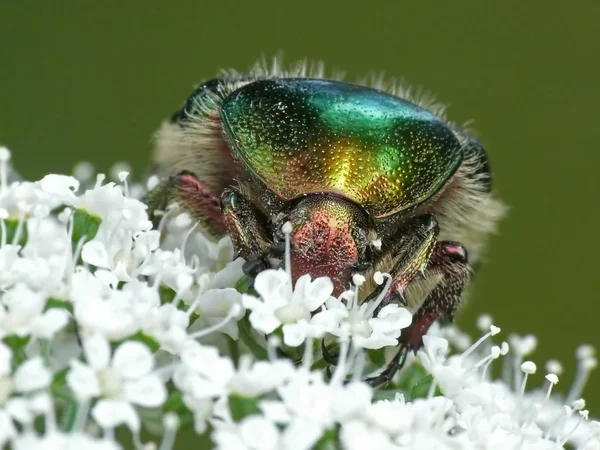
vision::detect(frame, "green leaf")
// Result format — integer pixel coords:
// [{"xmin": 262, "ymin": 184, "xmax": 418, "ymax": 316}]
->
[
  {"xmin": 71, "ymin": 209, "xmax": 101, "ymax": 244},
  {"xmin": 60, "ymin": 401, "xmax": 78, "ymax": 432},
  {"xmin": 164, "ymin": 390, "xmax": 185, "ymax": 413},
  {"xmin": 159, "ymin": 285, "xmax": 177, "ymax": 305},
  {"xmin": 3, "ymin": 334, "xmax": 30, "ymax": 350},
  {"xmin": 396, "ymin": 362, "xmax": 429, "ymax": 391},
  {"xmin": 395, "ymin": 362, "xmax": 443, "ymax": 400},
  {"xmin": 372, "ymin": 389, "xmax": 402, "ymax": 401},
  {"xmin": 314, "ymin": 427, "xmax": 339, "ymax": 450},
  {"xmin": 46, "ymin": 297, "xmax": 74, "ymax": 314},
  {"xmin": 410, "ymin": 374, "xmax": 443, "ymax": 399},
  {"xmin": 122, "ymin": 332, "xmax": 160, "ymax": 353},
  {"xmin": 228, "ymin": 394, "xmax": 260, "ymax": 422},
  {"xmin": 234, "ymin": 276, "xmax": 252, "ymax": 294},
  {"xmin": 367, "ymin": 348, "xmax": 386, "ymax": 366}
]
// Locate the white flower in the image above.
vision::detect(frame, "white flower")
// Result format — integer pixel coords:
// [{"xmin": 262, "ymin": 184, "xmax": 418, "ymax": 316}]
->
[
  {"xmin": 14, "ymin": 358, "xmax": 52, "ymax": 393},
  {"xmin": 0, "ymin": 283, "xmax": 69, "ymax": 340},
  {"xmin": 326, "ymin": 298, "xmax": 412, "ymax": 349},
  {"xmin": 12, "ymin": 432, "xmax": 123, "ymax": 450},
  {"xmin": 67, "ymin": 333, "xmax": 167, "ymax": 432},
  {"xmin": 173, "ymin": 340, "xmax": 235, "ymax": 400},
  {"xmin": 340, "ymin": 419, "xmax": 396, "ymax": 450},
  {"xmin": 212, "ymin": 414, "xmax": 323, "ymax": 450},
  {"xmin": 228, "ymin": 356, "xmax": 295, "ymax": 397},
  {"xmin": 189, "ymin": 288, "xmax": 245, "ymax": 340},
  {"xmin": 173, "ymin": 340, "xmax": 236, "ymax": 434},
  {"xmin": 75, "ymin": 182, "xmax": 150, "ymax": 232},
  {"xmin": 242, "ymin": 270, "xmax": 335, "ymax": 345},
  {"xmin": 38, "ymin": 174, "xmax": 79, "ymax": 205},
  {"xmin": 274, "ymin": 369, "xmax": 372, "ymax": 430}
]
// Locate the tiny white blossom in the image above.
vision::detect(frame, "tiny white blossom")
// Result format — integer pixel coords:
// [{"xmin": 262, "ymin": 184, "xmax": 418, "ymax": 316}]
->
[
  {"xmin": 0, "ymin": 283, "xmax": 69, "ymax": 339},
  {"xmin": 242, "ymin": 270, "xmax": 334, "ymax": 344},
  {"xmin": 14, "ymin": 358, "xmax": 52, "ymax": 393},
  {"xmin": 67, "ymin": 333, "xmax": 166, "ymax": 432},
  {"xmin": 325, "ymin": 297, "xmax": 412, "ymax": 349}
]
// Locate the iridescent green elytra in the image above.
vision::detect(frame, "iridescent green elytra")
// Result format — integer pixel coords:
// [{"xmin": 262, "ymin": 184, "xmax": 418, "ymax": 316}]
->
[
  {"xmin": 150, "ymin": 61, "xmax": 504, "ymax": 386},
  {"xmin": 221, "ymin": 79, "xmax": 463, "ymax": 218}
]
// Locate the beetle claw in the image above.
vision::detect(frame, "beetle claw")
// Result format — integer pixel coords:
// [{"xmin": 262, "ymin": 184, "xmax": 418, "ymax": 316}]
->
[{"xmin": 321, "ymin": 339, "xmax": 339, "ymax": 366}]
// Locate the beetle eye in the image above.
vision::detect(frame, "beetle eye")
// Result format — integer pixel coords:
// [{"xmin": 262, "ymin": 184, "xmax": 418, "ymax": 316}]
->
[
  {"xmin": 170, "ymin": 75, "xmax": 254, "ymax": 125},
  {"xmin": 169, "ymin": 78, "xmax": 223, "ymax": 124}
]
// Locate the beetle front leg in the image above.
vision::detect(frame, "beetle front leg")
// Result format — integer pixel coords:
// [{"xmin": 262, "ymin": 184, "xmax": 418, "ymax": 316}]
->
[
  {"xmin": 220, "ymin": 188, "xmax": 273, "ymax": 279},
  {"xmin": 367, "ymin": 214, "xmax": 439, "ymax": 310},
  {"xmin": 364, "ymin": 241, "xmax": 468, "ymax": 387},
  {"xmin": 400, "ymin": 240, "xmax": 469, "ymax": 350},
  {"xmin": 143, "ymin": 170, "xmax": 227, "ymax": 237}
]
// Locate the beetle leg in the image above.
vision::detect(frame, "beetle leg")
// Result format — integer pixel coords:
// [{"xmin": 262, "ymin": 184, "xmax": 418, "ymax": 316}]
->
[
  {"xmin": 367, "ymin": 214, "xmax": 439, "ymax": 312},
  {"xmin": 364, "ymin": 345, "xmax": 409, "ymax": 387},
  {"xmin": 143, "ymin": 170, "xmax": 227, "ymax": 237},
  {"xmin": 365, "ymin": 241, "xmax": 469, "ymax": 387},
  {"xmin": 220, "ymin": 188, "xmax": 273, "ymax": 280},
  {"xmin": 400, "ymin": 240, "xmax": 469, "ymax": 350}
]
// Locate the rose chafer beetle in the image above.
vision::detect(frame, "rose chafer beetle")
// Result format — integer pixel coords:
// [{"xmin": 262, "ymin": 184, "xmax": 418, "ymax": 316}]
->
[{"xmin": 147, "ymin": 61, "xmax": 505, "ymax": 386}]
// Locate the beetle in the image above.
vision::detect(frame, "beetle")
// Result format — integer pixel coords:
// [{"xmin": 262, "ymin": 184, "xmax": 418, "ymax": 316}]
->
[{"xmin": 146, "ymin": 60, "xmax": 505, "ymax": 385}]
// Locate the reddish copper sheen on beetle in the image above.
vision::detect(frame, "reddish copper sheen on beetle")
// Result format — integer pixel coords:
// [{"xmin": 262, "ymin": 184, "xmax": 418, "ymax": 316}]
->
[{"xmin": 147, "ymin": 61, "xmax": 505, "ymax": 386}]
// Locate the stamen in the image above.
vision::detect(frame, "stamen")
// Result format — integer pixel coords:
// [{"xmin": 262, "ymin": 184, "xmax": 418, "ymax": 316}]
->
[
  {"xmin": 519, "ymin": 361, "xmax": 536, "ymax": 396},
  {"xmin": 188, "ymin": 305, "xmax": 242, "ymax": 339},
  {"xmin": 11, "ymin": 213, "xmax": 25, "ymax": 246},
  {"xmin": 351, "ymin": 345, "xmax": 366, "ymax": 382},
  {"xmin": 365, "ymin": 272, "xmax": 392, "ymax": 318},
  {"xmin": 0, "ymin": 147, "xmax": 11, "ymax": 191},
  {"xmin": 350, "ymin": 274, "xmax": 365, "ymax": 309},
  {"xmin": 94, "ymin": 173, "xmax": 106, "ymax": 189},
  {"xmin": 159, "ymin": 412, "xmax": 180, "ymax": 450},
  {"xmin": 330, "ymin": 332, "xmax": 350, "ymax": 386},
  {"xmin": 72, "ymin": 161, "xmax": 95, "ymax": 184},
  {"xmin": 302, "ymin": 336, "xmax": 314, "ymax": 370},
  {"xmin": 72, "ymin": 400, "xmax": 90, "ymax": 432},
  {"xmin": 476, "ymin": 314, "xmax": 493, "ymax": 332},
  {"xmin": 267, "ymin": 336, "xmax": 280, "ymax": 362},
  {"xmin": 118, "ymin": 171, "xmax": 130, "ymax": 198},
  {"xmin": 146, "ymin": 175, "xmax": 160, "ymax": 191},
  {"xmin": 545, "ymin": 373, "xmax": 559, "ymax": 400},
  {"xmin": 558, "ymin": 410, "xmax": 588, "ymax": 447},
  {"xmin": 461, "ymin": 325, "xmax": 501, "ymax": 361},
  {"xmin": 282, "ymin": 221, "xmax": 293, "ymax": 287},
  {"xmin": 567, "ymin": 348, "xmax": 597, "ymax": 404},
  {"xmin": 545, "ymin": 359, "xmax": 564, "ymax": 376},
  {"xmin": 0, "ymin": 210, "xmax": 7, "ymax": 247},
  {"xmin": 477, "ymin": 346, "xmax": 501, "ymax": 380}
]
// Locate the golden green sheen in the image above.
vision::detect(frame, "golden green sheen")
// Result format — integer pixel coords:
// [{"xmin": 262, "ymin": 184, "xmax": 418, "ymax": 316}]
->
[{"xmin": 222, "ymin": 79, "xmax": 463, "ymax": 218}]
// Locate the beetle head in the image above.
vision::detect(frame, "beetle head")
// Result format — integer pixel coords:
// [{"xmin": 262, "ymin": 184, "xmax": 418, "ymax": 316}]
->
[{"xmin": 276, "ymin": 194, "xmax": 378, "ymax": 295}]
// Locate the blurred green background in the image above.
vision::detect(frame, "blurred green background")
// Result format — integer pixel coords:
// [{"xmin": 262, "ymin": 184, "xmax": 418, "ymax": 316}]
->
[{"xmin": 1, "ymin": 0, "xmax": 598, "ymax": 430}]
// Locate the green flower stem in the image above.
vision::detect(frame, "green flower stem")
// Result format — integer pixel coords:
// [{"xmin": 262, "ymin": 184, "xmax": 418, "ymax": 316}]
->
[{"xmin": 237, "ymin": 315, "xmax": 268, "ymax": 360}]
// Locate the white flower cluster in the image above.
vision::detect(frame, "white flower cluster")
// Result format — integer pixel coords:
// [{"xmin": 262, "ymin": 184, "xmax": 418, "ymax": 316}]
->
[{"xmin": 0, "ymin": 147, "xmax": 597, "ymax": 450}]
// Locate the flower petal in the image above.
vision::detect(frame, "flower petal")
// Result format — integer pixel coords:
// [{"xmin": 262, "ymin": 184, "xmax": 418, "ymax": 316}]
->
[
  {"xmin": 83, "ymin": 333, "xmax": 111, "ymax": 370},
  {"xmin": 239, "ymin": 415, "xmax": 280, "ymax": 450},
  {"xmin": 122, "ymin": 374, "xmax": 167, "ymax": 407},
  {"xmin": 248, "ymin": 307, "xmax": 281, "ymax": 335},
  {"xmin": 302, "ymin": 277, "xmax": 334, "ymax": 312},
  {"xmin": 282, "ymin": 322, "xmax": 308, "ymax": 347},
  {"xmin": 281, "ymin": 417, "xmax": 323, "ymax": 450},
  {"xmin": 67, "ymin": 360, "xmax": 101, "ymax": 400},
  {"xmin": 112, "ymin": 341, "xmax": 153, "ymax": 379},
  {"xmin": 92, "ymin": 399, "xmax": 140, "ymax": 432},
  {"xmin": 14, "ymin": 357, "xmax": 51, "ymax": 392}
]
